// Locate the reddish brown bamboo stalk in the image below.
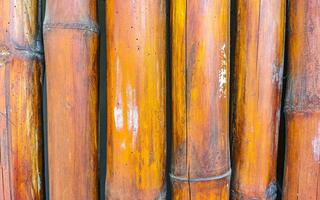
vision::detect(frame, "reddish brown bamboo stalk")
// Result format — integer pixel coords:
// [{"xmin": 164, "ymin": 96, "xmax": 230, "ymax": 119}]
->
[
  {"xmin": 171, "ymin": 0, "xmax": 231, "ymax": 199},
  {"xmin": 0, "ymin": 0, "xmax": 43, "ymax": 199},
  {"xmin": 43, "ymin": 0, "xmax": 99, "ymax": 199},
  {"xmin": 283, "ymin": 0, "xmax": 320, "ymax": 199},
  {"xmin": 231, "ymin": 0, "xmax": 286, "ymax": 199},
  {"xmin": 106, "ymin": 0, "xmax": 167, "ymax": 199}
]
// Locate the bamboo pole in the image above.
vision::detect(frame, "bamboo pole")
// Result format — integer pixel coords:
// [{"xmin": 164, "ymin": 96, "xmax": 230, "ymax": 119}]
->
[
  {"xmin": 106, "ymin": 0, "xmax": 167, "ymax": 199},
  {"xmin": 231, "ymin": 0, "xmax": 286, "ymax": 199},
  {"xmin": 0, "ymin": 0, "xmax": 43, "ymax": 199},
  {"xmin": 43, "ymin": 0, "xmax": 99, "ymax": 199},
  {"xmin": 171, "ymin": 0, "xmax": 230, "ymax": 199},
  {"xmin": 283, "ymin": 0, "xmax": 320, "ymax": 199}
]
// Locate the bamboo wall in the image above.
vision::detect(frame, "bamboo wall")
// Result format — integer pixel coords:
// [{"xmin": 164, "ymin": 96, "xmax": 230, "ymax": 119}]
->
[{"xmin": 0, "ymin": 0, "xmax": 319, "ymax": 199}]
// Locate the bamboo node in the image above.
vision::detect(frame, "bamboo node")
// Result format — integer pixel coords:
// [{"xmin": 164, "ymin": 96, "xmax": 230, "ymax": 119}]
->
[
  {"xmin": 284, "ymin": 103, "xmax": 320, "ymax": 113},
  {"xmin": 0, "ymin": 44, "xmax": 43, "ymax": 63},
  {"xmin": 169, "ymin": 169, "xmax": 231, "ymax": 182},
  {"xmin": 43, "ymin": 22, "xmax": 99, "ymax": 33},
  {"xmin": 14, "ymin": 47, "xmax": 43, "ymax": 59}
]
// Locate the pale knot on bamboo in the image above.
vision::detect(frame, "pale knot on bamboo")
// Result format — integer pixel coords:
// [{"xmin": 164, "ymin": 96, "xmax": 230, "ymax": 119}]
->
[{"xmin": 0, "ymin": 45, "xmax": 11, "ymax": 65}]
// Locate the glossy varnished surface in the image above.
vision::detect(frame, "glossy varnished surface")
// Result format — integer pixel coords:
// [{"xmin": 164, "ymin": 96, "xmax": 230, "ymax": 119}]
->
[
  {"xmin": 283, "ymin": 0, "xmax": 320, "ymax": 199},
  {"xmin": 43, "ymin": 0, "xmax": 99, "ymax": 199},
  {"xmin": 106, "ymin": 1, "xmax": 167, "ymax": 199},
  {"xmin": 171, "ymin": 0, "xmax": 230, "ymax": 199},
  {"xmin": 231, "ymin": 0, "xmax": 285, "ymax": 199},
  {"xmin": 0, "ymin": 0, "xmax": 43, "ymax": 199}
]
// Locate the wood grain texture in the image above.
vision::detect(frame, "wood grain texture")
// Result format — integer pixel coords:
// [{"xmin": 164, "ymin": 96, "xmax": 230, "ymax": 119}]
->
[
  {"xmin": 171, "ymin": 0, "xmax": 231, "ymax": 199},
  {"xmin": 231, "ymin": 0, "xmax": 286, "ymax": 199},
  {"xmin": 106, "ymin": 0, "xmax": 167, "ymax": 199},
  {"xmin": 0, "ymin": 0, "xmax": 44, "ymax": 199},
  {"xmin": 43, "ymin": 0, "xmax": 99, "ymax": 199},
  {"xmin": 283, "ymin": 0, "xmax": 320, "ymax": 199}
]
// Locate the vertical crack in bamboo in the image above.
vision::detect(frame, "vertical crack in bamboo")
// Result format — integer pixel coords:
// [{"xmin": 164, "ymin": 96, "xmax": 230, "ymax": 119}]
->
[
  {"xmin": 185, "ymin": 0, "xmax": 191, "ymax": 199},
  {"xmin": 43, "ymin": 0, "xmax": 99, "ymax": 199},
  {"xmin": 0, "ymin": 0, "xmax": 44, "ymax": 199},
  {"xmin": 171, "ymin": 0, "xmax": 231, "ymax": 199}
]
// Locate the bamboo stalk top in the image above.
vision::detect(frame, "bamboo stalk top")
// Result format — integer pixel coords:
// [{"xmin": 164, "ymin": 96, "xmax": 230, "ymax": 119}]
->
[
  {"xmin": 44, "ymin": 0, "xmax": 98, "ymax": 32},
  {"xmin": 0, "ymin": 0, "xmax": 41, "ymax": 51},
  {"xmin": 284, "ymin": 0, "xmax": 320, "ymax": 114},
  {"xmin": 0, "ymin": 0, "xmax": 42, "ymax": 66}
]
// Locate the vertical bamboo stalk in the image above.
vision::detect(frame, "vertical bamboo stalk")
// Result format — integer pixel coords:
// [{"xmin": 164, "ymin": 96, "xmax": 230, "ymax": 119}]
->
[
  {"xmin": 43, "ymin": 0, "xmax": 98, "ymax": 199},
  {"xmin": 0, "ymin": 0, "xmax": 43, "ymax": 199},
  {"xmin": 171, "ymin": 0, "xmax": 230, "ymax": 199},
  {"xmin": 231, "ymin": 0, "xmax": 286, "ymax": 199},
  {"xmin": 283, "ymin": 0, "xmax": 320, "ymax": 199},
  {"xmin": 106, "ymin": 0, "xmax": 167, "ymax": 199}
]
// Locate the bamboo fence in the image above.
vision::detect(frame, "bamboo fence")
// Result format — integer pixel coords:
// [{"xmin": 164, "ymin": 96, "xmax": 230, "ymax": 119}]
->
[{"xmin": 0, "ymin": 0, "xmax": 318, "ymax": 199}]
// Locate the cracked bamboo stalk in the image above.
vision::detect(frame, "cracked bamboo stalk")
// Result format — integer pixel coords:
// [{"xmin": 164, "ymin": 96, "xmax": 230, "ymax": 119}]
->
[
  {"xmin": 231, "ymin": 0, "xmax": 286, "ymax": 199},
  {"xmin": 0, "ymin": 0, "xmax": 43, "ymax": 199},
  {"xmin": 283, "ymin": 0, "xmax": 320, "ymax": 199},
  {"xmin": 43, "ymin": 0, "xmax": 99, "ymax": 199},
  {"xmin": 106, "ymin": 0, "xmax": 167, "ymax": 199},
  {"xmin": 171, "ymin": 0, "xmax": 231, "ymax": 199}
]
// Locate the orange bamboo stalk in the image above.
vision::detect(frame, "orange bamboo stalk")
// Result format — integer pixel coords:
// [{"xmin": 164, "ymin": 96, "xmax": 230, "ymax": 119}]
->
[
  {"xmin": 43, "ymin": 0, "xmax": 99, "ymax": 199},
  {"xmin": 0, "ymin": 0, "xmax": 43, "ymax": 199},
  {"xmin": 171, "ymin": 0, "xmax": 231, "ymax": 199},
  {"xmin": 106, "ymin": 0, "xmax": 167, "ymax": 199},
  {"xmin": 231, "ymin": 0, "xmax": 286, "ymax": 199},
  {"xmin": 283, "ymin": 0, "xmax": 320, "ymax": 199}
]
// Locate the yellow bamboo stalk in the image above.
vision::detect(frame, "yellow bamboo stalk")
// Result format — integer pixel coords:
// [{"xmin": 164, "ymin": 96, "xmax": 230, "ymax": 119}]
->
[
  {"xmin": 43, "ymin": 0, "xmax": 99, "ymax": 199},
  {"xmin": 231, "ymin": 0, "xmax": 286, "ymax": 199},
  {"xmin": 106, "ymin": 0, "xmax": 167, "ymax": 199},
  {"xmin": 0, "ymin": 0, "xmax": 43, "ymax": 199},
  {"xmin": 283, "ymin": 0, "xmax": 320, "ymax": 199},
  {"xmin": 171, "ymin": 0, "xmax": 231, "ymax": 199}
]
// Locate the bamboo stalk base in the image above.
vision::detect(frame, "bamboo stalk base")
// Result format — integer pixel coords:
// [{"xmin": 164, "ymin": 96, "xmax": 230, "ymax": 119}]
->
[
  {"xmin": 231, "ymin": 183, "xmax": 277, "ymax": 200},
  {"xmin": 172, "ymin": 177, "xmax": 230, "ymax": 199}
]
